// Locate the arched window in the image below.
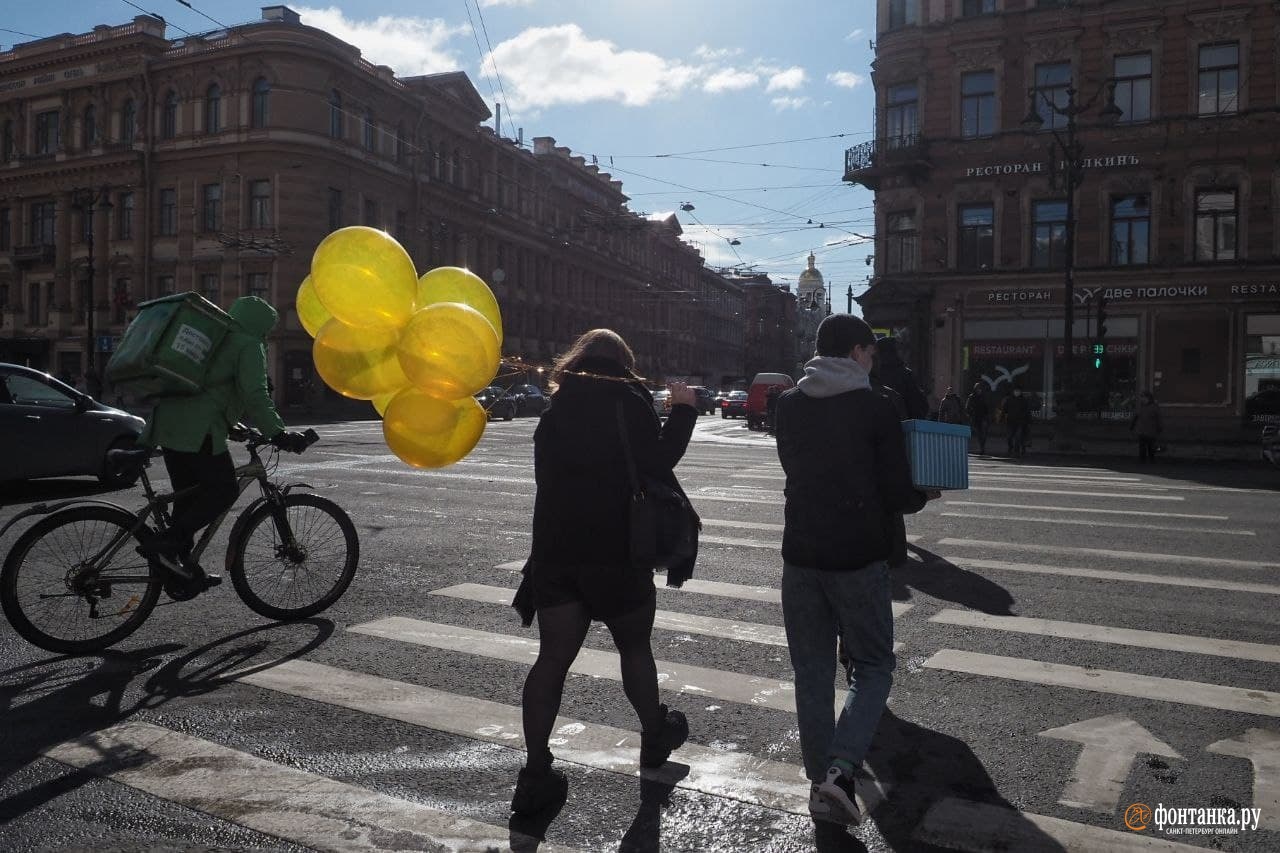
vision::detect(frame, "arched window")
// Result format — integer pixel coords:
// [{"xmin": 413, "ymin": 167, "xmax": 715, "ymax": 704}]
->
[
  {"xmin": 251, "ymin": 77, "xmax": 270, "ymax": 128},
  {"xmin": 83, "ymin": 105, "xmax": 97, "ymax": 148},
  {"xmin": 205, "ymin": 83, "xmax": 222, "ymax": 134},
  {"xmin": 363, "ymin": 110, "xmax": 375, "ymax": 151},
  {"xmin": 329, "ymin": 90, "xmax": 342, "ymax": 138},
  {"xmin": 161, "ymin": 91, "xmax": 178, "ymax": 139},
  {"xmin": 121, "ymin": 99, "xmax": 136, "ymax": 142}
]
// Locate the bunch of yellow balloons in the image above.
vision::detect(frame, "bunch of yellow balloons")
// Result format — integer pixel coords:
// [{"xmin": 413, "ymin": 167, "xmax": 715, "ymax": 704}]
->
[{"xmin": 299, "ymin": 226, "xmax": 502, "ymax": 468}]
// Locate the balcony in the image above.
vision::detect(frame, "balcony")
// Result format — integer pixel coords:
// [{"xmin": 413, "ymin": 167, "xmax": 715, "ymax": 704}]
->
[
  {"xmin": 843, "ymin": 133, "xmax": 931, "ymax": 190},
  {"xmin": 12, "ymin": 244, "xmax": 55, "ymax": 266}
]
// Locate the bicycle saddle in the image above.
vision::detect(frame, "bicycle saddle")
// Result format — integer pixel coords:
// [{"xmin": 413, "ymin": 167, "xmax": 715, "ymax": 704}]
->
[{"xmin": 105, "ymin": 446, "xmax": 156, "ymax": 479}]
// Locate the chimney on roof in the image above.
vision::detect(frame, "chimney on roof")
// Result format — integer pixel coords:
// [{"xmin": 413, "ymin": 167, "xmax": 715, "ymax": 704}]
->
[
  {"xmin": 533, "ymin": 136, "xmax": 555, "ymax": 155},
  {"xmin": 261, "ymin": 6, "xmax": 301, "ymax": 25}
]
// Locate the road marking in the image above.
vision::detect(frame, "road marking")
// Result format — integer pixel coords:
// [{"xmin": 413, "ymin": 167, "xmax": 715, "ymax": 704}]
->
[
  {"xmin": 937, "ymin": 538, "xmax": 1280, "ymax": 571},
  {"xmin": 44, "ymin": 720, "xmax": 578, "ymax": 853},
  {"xmin": 1039, "ymin": 715, "xmax": 1182, "ymax": 813},
  {"xmin": 349, "ymin": 617, "xmax": 800, "ymax": 713},
  {"xmin": 914, "ymin": 797, "xmax": 1204, "ymax": 852},
  {"xmin": 940, "ymin": 512, "xmax": 1253, "ymax": 536},
  {"xmin": 495, "ymin": 560, "xmax": 526, "ymax": 571},
  {"xmin": 237, "ymin": 659, "xmax": 820, "ymax": 816},
  {"xmin": 923, "ymin": 649, "xmax": 1280, "ymax": 717},
  {"xmin": 930, "ymin": 609, "xmax": 1280, "ymax": 663},
  {"xmin": 943, "ymin": 501, "xmax": 1228, "ymax": 520},
  {"xmin": 433, "ymin": 583, "xmax": 791, "ymax": 647},
  {"xmin": 702, "ymin": 518, "xmax": 786, "ymax": 533},
  {"xmin": 689, "ymin": 492, "xmax": 783, "ymax": 507},
  {"xmin": 701, "ymin": 534, "xmax": 781, "ymax": 549},
  {"xmin": 967, "ymin": 471, "xmax": 1143, "ymax": 483},
  {"xmin": 1207, "ymin": 728, "xmax": 1280, "ymax": 831},
  {"xmin": 948, "ymin": 557, "xmax": 1280, "ymax": 596},
  {"xmin": 965, "ymin": 486, "xmax": 1183, "ymax": 501}
]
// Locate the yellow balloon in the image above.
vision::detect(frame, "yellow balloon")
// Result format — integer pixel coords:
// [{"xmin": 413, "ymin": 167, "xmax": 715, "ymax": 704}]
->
[
  {"xmin": 310, "ymin": 226, "xmax": 417, "ymax": 329},
  {"xmin": 416, "ymin": 267, "xmax": 503, "ymax": 344},
  {"xmin": 383, "ymin": 388, "xmax": 487, "ymax": 468},
  {"xmin": 313, "ymin": 319, "xmax": 410, "ymax": 400},
  {"xmin": 371, "ymin": 389, "xmax": 398, "ymax": 417},
  {"xmin": 296, "ymin": 275, "xmax": 333, "ymax": 338},
  {"xmin": 396, "ymin": 303, "xmax": 500, "ymax": 400}
]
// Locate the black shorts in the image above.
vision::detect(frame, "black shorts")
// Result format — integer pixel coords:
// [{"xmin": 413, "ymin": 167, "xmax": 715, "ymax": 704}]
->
[{"xmin": 532, "ymin": 563, "xmax": 655, "ymax": 621}]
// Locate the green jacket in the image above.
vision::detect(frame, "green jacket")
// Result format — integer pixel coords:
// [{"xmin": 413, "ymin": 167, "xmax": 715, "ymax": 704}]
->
[{"xmin": 141, "ymin": 296, "xmax": 286, "ymax": 454}]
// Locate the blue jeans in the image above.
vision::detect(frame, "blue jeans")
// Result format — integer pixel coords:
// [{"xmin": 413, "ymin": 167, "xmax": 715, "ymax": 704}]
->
[{"xmin": 782, "ymin": 560, "xmax": 894, "ymax": 782}]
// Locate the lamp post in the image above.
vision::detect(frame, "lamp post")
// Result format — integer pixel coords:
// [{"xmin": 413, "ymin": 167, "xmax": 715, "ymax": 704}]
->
[
  {"xmin": 1021, "ymin": 81, "xmax": 1121, "ymax": 444},
  {"xmin": 71, "ymin": 185, "xmax": 113, "ymax": 394}
]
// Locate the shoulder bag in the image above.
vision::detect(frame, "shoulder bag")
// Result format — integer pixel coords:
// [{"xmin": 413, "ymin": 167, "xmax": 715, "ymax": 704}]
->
[{"xmin": 615, "ymin": 402, "xmax": 700, "ymax": 573}]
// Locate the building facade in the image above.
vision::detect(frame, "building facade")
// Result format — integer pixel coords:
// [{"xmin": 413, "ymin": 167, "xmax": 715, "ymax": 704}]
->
[
  {"xmin": 0, "ymin": 7, "xmax": 746, "ymax": 406},
  {"xmin": 851, "ymin": 0, "xmax": 1280, "ymax": 431},
  {"xmin": 726, "ymin": 272, "xmax": 798, "ymax": 382}
]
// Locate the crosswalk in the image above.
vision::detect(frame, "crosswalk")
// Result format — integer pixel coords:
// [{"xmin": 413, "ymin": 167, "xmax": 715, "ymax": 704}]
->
[{"xmin": 12, "ymin": 422, "xmax": 1278, "ymax": 851}]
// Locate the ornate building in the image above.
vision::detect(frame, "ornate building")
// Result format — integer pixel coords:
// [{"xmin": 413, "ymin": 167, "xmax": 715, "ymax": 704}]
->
[
  {"xmin": 850, "ymin": 0, "xmax": 1280, "ymax": 433},
  {"xmin": 725, "ymin": 272, "xmax": 798, "ymax": 382},
  {"xmin": 795, "ymin": 252, "xmax": 828, "ymax": 368},
  {"xmin": 0, "ymin": 7, "xmax": 746, "ymax": 404}
]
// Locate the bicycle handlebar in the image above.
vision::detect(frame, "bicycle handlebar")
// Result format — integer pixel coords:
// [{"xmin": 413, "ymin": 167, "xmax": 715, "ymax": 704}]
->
[{"xmin": 228, "ymin": 424, "xmax": 319, "ymax": 452}]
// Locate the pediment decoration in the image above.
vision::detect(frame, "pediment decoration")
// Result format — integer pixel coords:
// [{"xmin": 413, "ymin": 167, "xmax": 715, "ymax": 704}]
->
[
  {"xmin": 1105, "ymin": 20, "xmax": 1164, "ymax": 53},
  {"xmin": 1027, "ymin": 30, "xmax": 1082, "ymax": 63},
  {"xmin": 950, "ymin": 41, "xmax": 1004, "ymax": 71},
  {"xmin": 1186, "ymin": 8, "xmax": 1252, "ymax": 42}
]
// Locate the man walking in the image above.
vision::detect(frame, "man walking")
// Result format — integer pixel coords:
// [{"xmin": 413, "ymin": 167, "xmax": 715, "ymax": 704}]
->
[
  {"xmin": 999, "ymin": 386, "xmax": 1031, "ymax": 458},
  {"xmin": 965, "ymin": 383, "xmax": 989, "ymax": 454},
  {"xmin": 774, "ymin": 315, "xmax": 929, "ymax": 826}
]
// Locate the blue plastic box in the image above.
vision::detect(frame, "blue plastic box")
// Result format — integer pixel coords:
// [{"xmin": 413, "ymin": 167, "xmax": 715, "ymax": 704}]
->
[{"xmin": 902, "ymin": 419, "xmax": 971, "ymax": 490}]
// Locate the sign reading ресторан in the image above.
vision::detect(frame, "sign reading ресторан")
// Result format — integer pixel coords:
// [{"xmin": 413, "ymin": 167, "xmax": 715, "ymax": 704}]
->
[
  {"xmin": 964, "ymin": 155, "xmax": 1141, "ymax": 178},
  {"xmin": 969, "ymin": 282, "xmax": 1280, "ymax": 308}
]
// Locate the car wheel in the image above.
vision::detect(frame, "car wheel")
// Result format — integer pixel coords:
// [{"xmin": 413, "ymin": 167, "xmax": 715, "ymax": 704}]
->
[{"xmin": 98, "ymin": 436, "xmax": 141, "ymax": 488}]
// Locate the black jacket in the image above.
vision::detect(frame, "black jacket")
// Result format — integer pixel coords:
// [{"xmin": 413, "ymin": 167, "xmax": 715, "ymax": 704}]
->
[
  {"xmin": 877, "ymin": 361, "xmax": 929, "ymax": 419},
  {"xmin": 775, "ymin": 385, "xmax": 926, "ymax": 571},
  {"xmin": 528, "ymin": 371, "xmax": 696, "ymax": 579}
]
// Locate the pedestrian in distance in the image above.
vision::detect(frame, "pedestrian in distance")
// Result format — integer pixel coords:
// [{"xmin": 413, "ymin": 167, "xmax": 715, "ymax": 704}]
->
[
  {"xmin": 937, "ymin": 386, "xmax": 966, "ymax": 425},
  {"xmin": 774, "ymin": 314, "xmax": 932, "ymax": 827},
  {"xmin": 510, "ymin": 328, "xmax": 694, "ymax": 817},
  {"xmin": 965, "ymin": 382, "xmax": 990, "ymax": 455},
  {"xmin": 1131, "ymin": 390, "xmax": 1163, "ymax": 463},
  {"xmin": 138, "ymin": 296, "xmax": 311, "ymax": 598},
  {"xmin": 998, "ymin": 386, "xmax": 1032, "ymax": 459},
  {"xmin": 872, "ymin": 336, "xmax": 929, "ymax": 420}
]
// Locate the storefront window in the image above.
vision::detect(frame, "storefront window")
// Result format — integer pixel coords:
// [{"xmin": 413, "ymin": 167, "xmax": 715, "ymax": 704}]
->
[
  {"xmin": 1244, "ymin": 313, "xmax": 1280, "ymax": 425},
  {"xmin": 965, "ymin": 342, "xmax": 1046, "ymax": 417}
]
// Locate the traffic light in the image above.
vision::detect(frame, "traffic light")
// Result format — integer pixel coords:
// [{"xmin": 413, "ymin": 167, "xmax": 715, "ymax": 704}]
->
[
  {"xmin": 1095, "ymin": 291, "xmax": 1108, "ymax": 341},
  {"xmin": 1092, "ymin": 343, "xmax": 1105, "ymax": 370}
]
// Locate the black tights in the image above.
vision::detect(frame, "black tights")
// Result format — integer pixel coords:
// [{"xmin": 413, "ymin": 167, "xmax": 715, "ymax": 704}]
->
[{"xmin": 521, "ymin": 596, "xmax": 662, "ymax": 772}]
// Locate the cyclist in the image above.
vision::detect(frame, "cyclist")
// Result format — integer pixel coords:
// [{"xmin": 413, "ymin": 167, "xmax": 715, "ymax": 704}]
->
[{"xmin": 137, "ymin": 295, "xmax": 310, "ymax": 593}]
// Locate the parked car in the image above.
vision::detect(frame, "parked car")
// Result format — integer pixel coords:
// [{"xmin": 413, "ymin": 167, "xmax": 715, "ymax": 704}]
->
[
  {"xmin": 0, "ymin": 363, "xmax": 146, "ymax": 486},
  {"xmin": 474, "ymin": 385, "xmax": 516, "ymax": 421},
  {"xmin": 720, "ymin": 389, "xmax": 748, "ymax": 419},
  {"xmin": 510, "ymin": 383, "xmax": 549, "ymax": 417},
  {"xmin": 746, "ymin": 372, "xmax": 795, "ymax": 431},
  {"xmin": 690, "ymin": 386, "xmax": 717, "ymax": 415},
  {"xmin": 653, "ymin": 389, "xmax": 671, "ymax": 418}
]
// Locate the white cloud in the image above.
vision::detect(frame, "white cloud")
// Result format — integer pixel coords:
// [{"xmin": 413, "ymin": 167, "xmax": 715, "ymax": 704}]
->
[
  {"xmin": 484, "ymin": 24, "xmax": 699, "ymax": 109},
  {"xmin": 765, "ymin": 67, "xmax": 807, "ymax": 92},
  {"xmin": 703, "ymin": 68, "xmax": 760, "ymax": 93},
  {"xmin": 844, "ymin": 28, "xmax": 865, "ymax": 41},
  {"xmin": 693, "ymin": 44, "xmax": 742, "ymax": 61},
  {"xmin": 295, "ymin": 7, "xmax": 466, "ymax": 76},
  {"xmin": 827, "ymin": 71, "xmax": 865, "ymax": 89},
  {"xmin": 771, "ymin": 96, "xmax": 812, "ymax": 111},
  {"xmin": 479, "ymin": 0, "xmax": 534, "ymax": 6}
]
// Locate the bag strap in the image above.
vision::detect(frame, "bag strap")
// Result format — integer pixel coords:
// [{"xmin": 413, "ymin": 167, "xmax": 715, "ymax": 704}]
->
[{"xmin": 615, "ymin": 401, "xmax": 643, "ymax": 497}]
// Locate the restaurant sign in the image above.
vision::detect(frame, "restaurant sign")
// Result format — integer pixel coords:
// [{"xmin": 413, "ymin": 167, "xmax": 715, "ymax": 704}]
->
[
  {"xmin": 964, "ymin": 155, "xmax": 1141, "ymax": 178},
  {"xmin": 969, "ymin": 282, "xmax": 1280, "ymax": 308}
]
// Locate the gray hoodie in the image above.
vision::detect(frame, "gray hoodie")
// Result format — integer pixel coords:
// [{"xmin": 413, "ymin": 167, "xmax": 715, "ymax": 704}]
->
[{"xmin": 796, "ymin": 355, "xmax": 871, "ymax": 399}]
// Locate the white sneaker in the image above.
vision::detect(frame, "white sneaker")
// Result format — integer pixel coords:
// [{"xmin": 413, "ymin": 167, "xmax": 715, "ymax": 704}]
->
[{"xmin": 815, "ymin": 766, "xmax": 863, "ymax": 826}]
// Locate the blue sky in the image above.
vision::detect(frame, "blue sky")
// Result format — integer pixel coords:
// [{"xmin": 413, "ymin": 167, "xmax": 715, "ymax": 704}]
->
[{"xmin": 6, "ymin": 1, "xmax": 877, "ymax": 305}]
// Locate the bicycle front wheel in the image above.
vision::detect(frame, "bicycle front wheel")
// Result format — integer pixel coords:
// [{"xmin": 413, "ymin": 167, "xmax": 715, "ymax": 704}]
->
[
  {"xmin": 227, "ymin": 493, "xmax": 359, "ymax": 620},
  {"xmin": 1, "ymin": 506, "xmax": 162, "ymax": 654}
]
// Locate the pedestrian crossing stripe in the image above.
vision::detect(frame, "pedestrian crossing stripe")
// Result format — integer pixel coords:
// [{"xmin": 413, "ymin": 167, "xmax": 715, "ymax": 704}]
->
[
  {"xmin": 929, "ymin": 609, "xmax": 1280, "ymax": 664},
  {"xmin": 348, "ymin": 616, "xmax": 800, "ymax": 713},
  {"xmin": 938, "ymin": 538, "xmax": 1280, "ymax": 571},
  {"xmin": 948, "ymin": 557, "xmax": 1280, "ymax": 596},
  {"xmin": 924, "ymin": 649, "xmax": 1280, "ymax": 717},
  {"xmin": 966, "ymin": 485, "xmax": 1185, "ymax": 501},
  {"xmin": 940, "ymin": 511, "xmax": 1254, "ymax": 536},
  {"xmin": 44, "ymin": 720, "xmax": 581, "ymax": 853},
  {"xmin": 944, "ymin": 501, "xmax": 1228, "ymax": 521}
]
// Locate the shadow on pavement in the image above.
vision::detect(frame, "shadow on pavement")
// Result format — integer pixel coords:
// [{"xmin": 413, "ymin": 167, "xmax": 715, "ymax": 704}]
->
[
  {"xmin": 0, "ymin": 478, "xmax": 126, "ymax": 511},
  {"xmin": 863, "ymin": 710, "xmax": 1065, "ymax": 852},
  {"xmin": 0, "ymin": 618, "xmax": 333, "ymax": 825},
  {"xmin": 618, "ymin": 764, "xmax": 689, "ymax": 853},
  {"xmin": 892, "ymin": 546, "xmax": 1017, "ymax": 616}
]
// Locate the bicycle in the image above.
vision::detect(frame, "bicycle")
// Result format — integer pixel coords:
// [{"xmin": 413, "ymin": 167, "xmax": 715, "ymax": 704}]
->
[{"xmin": 0, "ymin": 425, "xmax": 359, "ymax": 654}]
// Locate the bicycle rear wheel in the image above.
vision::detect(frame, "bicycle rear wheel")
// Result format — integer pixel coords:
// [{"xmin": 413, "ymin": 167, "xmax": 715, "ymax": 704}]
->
[
  {"xmin": 1, "ymin": 506, "xmax": 162, "ymax": 654},
  {"xmin": 227, "ymin": 493, "xmax": 359, "ymax": 620}
]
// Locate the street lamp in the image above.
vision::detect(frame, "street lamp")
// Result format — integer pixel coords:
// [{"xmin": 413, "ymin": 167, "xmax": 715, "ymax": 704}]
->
[
  {"xmin": 1020, "ymin": 80, "xmax": 1121, "ymax": 443},
  {"xmin": 71, "ymin": 185, "xmax": 113, "ymax": 395}
]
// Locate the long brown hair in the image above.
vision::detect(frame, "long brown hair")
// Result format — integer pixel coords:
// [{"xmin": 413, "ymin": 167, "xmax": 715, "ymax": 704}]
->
[{"xmin": 550, "ymin": 328, "xmax": 641, "ymax": 387}]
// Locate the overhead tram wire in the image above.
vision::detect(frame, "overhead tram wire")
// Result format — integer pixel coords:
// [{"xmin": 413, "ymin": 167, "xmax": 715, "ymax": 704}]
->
[
  {"xmin": 1, "ymin": 27, "xmax": 44, "ymax": 39},
  {"xmin": 119, "ymin": 0, "xmax": 193, "ymax": 36},
  {"xmin": 462, "ymin": 0, "xmax": 503, "ymax": 136},
  {"xmin": 170, "ymin": 0, "xmax": 229, "ymax": 30},
  {"xmin": 470, "ymin": 0, "xmax": 518, "ymax": 142},
  {"xmin": 681, "ymin": 208, "xmax": 745, "ymax": 267},
  {"xmin": 611, "ymin": 131, "xmax": 872, "ymax": 159}
]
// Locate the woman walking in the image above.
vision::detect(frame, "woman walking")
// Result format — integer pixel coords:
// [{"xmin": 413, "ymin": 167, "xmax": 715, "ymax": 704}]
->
[
  {"xmin": 512, "ymin": 329, "xmax": 695, "ymax": 816},
  {"xmin": 1131, "ymin": 390, "xmax": 1163, "ymax": 463}
]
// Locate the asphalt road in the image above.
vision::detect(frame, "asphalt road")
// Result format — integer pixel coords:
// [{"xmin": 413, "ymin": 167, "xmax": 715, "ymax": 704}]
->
[{"xmin": 1, "ymin": 413, "xmax": 1278, "ymax": 853}]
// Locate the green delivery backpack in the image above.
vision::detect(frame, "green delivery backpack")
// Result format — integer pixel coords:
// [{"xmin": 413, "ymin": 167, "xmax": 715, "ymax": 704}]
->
[{"xmin": 106, "ymin": 292, "xmax": 235, "ymax": 397}]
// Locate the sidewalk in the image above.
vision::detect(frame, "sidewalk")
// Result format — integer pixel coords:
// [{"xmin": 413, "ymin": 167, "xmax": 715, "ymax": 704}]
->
[{"xmin": 1011, "ymin": 425, "xmax": 1264, "ymax": 464}]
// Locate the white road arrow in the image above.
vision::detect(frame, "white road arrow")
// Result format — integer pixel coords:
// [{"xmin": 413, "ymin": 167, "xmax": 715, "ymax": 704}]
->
[
  {"xmin": 1207, "ymin": 728, "xmax": 1280, "ymax": 830},
  {"xmin": 1040, "ymin": 713, "xmax": 1181, "ymax": 813}
]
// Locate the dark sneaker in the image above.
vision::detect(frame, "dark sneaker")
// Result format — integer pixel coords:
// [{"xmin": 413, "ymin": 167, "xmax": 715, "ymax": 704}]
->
[
  {"xmin": 815, "ymin": 766, "xmax": 862, "ymax": 826},
  {"xmin": 639, "ymin": 704, "xmax": 688, "ymax": 768},
  {"xmin": 511, "ymin": 765, "xmax": 568, "ymax": 816},
  {"xmin": 136, "ymin": 533, "xmax": 196, "ymax": 580},
  {"xmin": 808, "ymin": 782, "xmax": 832, "ymax": 821}
]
